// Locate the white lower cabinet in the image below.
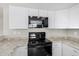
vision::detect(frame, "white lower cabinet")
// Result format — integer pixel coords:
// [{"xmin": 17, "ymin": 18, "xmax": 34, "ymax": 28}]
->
[
  {"xmin": 53, "ymin": 41, "xmax": 79, "ymax": 56},
  {"xmin": 63, "ymin": 44, "xmax": 79, "ymax": 56},
  {"xmin": 63, "ymin": 44, "xmax": 73, "ymax": 56},
  {"xmin": 11, "ymin": 46, "xmax": 27, "ymax": 56},
  {"xmin": 53, "ymin": 41, "xmax": 62, "ymax": 56}
]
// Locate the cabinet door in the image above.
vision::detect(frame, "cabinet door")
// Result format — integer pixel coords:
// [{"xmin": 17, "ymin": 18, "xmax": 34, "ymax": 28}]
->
[
  {"xmin": 63, "ymin": 44, "xmax": 74, "ymax": 56},
  {"xmin": 55, "ymin": 9, "xmax": 69, "ymax": 29},
  {"xmin": 39, "ymin": 9, "xmax": 48, "ymax": 17},
  {"xmin": 53, "ymin": 41, "xmax": 62, "ymax": 56},
  {"xmin": 9, "ymin": 6, "xmax": 28, "ymax": 29},
  {"xmin": 25, "ymin": 8, "xmax": 29, "ymax": 29},
  {"xmin": 48, "ymin": 11, "xmax": 55, "ymax": 29},
  {"xmin": 28, "ymin": 8, "xmax": 38, "ymax": 16},
  {"xmin": 69, "ymin": 5, "xmax": 79, "ymax": 28},
  {"xmin": 11, "ymin": 46, "xmax": 27, "ymax": 56}
]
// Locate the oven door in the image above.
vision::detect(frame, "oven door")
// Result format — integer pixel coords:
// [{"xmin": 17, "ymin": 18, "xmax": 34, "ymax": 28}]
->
[{"xmin": 28, "ymin": 45, "xmax": 49, "ymax": 56}]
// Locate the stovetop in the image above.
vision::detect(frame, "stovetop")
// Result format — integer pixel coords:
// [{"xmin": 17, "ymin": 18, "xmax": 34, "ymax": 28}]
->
[{"xmin": 28, "ymin": 39, "xmax": 52, "ymax": 47}]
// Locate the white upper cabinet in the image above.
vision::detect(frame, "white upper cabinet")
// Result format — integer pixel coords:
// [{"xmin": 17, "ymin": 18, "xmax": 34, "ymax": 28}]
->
[
  {"xmin": 28, "ymin": 8, "xmax": 38, "ymax": 16},
  {"xmin": 39, "ymin": 9, "xmax": 48, "ymax": 17},
  {"xmin": 9, "ymin": 6, "xmax": 28, "ymax": 29},
  {"xmin": 55, "ymin": 9, "xmax": 69, "ymax": 29},
  {"xmin": 48, "ymin": 11, "xmax": 55, "ymax": 29},
  {"xmin": 69, "ymin": 5, "xmax": 79, "ymax": 28},
  {"xmin": 25, "ymin": 8, "xmax": 29, "ymax": 29}
]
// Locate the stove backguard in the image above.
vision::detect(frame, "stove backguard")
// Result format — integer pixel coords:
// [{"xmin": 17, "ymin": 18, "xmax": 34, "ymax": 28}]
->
[{"xmin": 29, "ymin": 32, "xmax": 46, "ymax": 42}]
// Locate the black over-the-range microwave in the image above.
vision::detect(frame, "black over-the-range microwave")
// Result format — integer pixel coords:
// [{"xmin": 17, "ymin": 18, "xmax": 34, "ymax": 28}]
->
[{"xmin": 28, "ymin": 16, "xmax": 48, "ymax": 28}]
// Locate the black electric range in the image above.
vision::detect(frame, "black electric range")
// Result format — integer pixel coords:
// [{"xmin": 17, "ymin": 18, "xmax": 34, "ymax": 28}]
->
[{"xmin": 28, "ymin": 32, "xmax": 52, "ymax": 56}]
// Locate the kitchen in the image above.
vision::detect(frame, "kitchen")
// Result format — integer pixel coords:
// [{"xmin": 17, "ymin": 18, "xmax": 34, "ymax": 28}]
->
[{"xmin": 0, "ymin": 3, "xmax": 79, "ymax": 56}]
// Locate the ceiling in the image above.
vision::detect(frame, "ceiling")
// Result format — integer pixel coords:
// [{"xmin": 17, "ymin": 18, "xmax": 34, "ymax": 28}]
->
[
  {"xmin": 8, "ymin": 3, "xmax": 78, "ymax": 10},
  {"xmin": 0, "ymin": 3, "xmax": 78, "ymax": 10},
  {"xmin": 0, "ymin": 3, "xmax": 78, "ymax": 17}
]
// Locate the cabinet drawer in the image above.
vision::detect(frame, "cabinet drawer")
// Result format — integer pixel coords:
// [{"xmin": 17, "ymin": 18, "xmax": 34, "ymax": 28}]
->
[{"xmin": 53, "ymin": 42, "xmax": 62, "ymax": 47}]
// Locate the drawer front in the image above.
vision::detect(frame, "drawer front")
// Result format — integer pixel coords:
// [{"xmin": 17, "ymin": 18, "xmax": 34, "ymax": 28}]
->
[{"xmin": 53, "ymin": 42, "xmax": 62, "ymax": 47}]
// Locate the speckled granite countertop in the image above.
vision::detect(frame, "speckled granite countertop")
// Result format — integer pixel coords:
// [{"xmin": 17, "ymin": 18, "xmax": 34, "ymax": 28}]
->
[
  {"xmin": 0, "ymin": 36, "xmax": 79, "ymax": 56},
  {"xmin": 49, "ymin": 37, "xmax": 79, "ymax": 50},
  {"xmin": 0, "ymin": 36, "xmax": 27, "ymax": 56}
]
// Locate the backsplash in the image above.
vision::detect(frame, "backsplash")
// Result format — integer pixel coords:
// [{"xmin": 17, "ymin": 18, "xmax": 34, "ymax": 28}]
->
[
  {"xmin": 67, "ymin": 29, "xmax": 79, "ymax": 38},
  {"xmin": 5, "ymin": 29, "xmax": 67, "ymax": 38},
  {"xmin": 4, "ymin": 29, "xmax": 79, "ymax": 38}
]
